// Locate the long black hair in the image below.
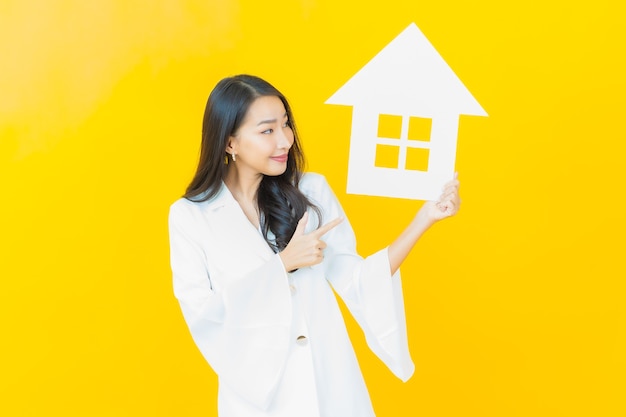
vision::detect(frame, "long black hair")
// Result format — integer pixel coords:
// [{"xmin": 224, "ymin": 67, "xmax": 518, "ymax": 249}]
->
[{"xmin": 184, "ymin": 74, "xmax": 320, "ymax": 252}]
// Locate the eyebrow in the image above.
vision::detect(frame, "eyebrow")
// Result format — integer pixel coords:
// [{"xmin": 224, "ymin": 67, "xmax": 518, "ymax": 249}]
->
[{"xmin": 256, "ymin": 113, "xmax": 288, "ymax": 126}]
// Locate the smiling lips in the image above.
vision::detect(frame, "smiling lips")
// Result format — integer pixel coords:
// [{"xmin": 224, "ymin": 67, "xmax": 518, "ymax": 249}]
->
[{"xmin": 270, "ymin": 154, "xmax": 288, "ymax": 163}]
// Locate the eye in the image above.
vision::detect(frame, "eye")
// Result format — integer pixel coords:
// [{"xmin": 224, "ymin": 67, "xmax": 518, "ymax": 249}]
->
[{"xmin": 261, "ymin": 128, "xmax": 273, "ymax": 134}]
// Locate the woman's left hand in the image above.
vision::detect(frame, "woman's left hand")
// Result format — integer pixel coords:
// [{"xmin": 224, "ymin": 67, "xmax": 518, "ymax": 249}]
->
[{"xmin": 419, "ymin": 174, "xmax": 461, "ymax": 224}]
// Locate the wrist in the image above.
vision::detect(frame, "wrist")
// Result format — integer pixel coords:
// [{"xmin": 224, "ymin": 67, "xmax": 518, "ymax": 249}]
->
[
  {"xmin": 414, "ymin": 208, "xmax": 437, "ymax": 231},
  {"xmin": 278, "ymin": 251, "xmax": 296, "ymax": 273}
]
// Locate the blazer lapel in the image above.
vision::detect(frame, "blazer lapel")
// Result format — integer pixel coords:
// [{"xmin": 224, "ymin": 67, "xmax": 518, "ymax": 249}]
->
[{"xmin": 202, "ymin": 184, "xmax": 276, "ymax": 277}]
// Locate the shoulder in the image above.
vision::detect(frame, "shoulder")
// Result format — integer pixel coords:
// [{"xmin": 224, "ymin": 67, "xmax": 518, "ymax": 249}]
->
[
  {"xmin": 299, "ymin": 172, "xmax": 333, "ymax": 196},
  {"xmin": 299, "ymin": 172, "xmax": 331, "ymax": 190},
  {"xmin": 168, "ymin": 191, "xmax": 221, "ymax": 229},
  {"xmin": 170, "ymin": 197, "xmax": 204, "ymax": 217},
  {"xmin": 299, "ymin": 172, "xmax": 341, "ymax": 207},
  {"xmin": 169, "ymin": 184, "xmax": 229, "ymax": 219},
  {"xmin": 169, "ymin": 198, "xmax": 203, "ymax": 231}
]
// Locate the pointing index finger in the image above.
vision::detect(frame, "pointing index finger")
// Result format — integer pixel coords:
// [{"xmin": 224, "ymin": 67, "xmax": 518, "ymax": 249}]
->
[{"xmin": 311, "ymin": 217, "xmax": 344, "ymax": 238}]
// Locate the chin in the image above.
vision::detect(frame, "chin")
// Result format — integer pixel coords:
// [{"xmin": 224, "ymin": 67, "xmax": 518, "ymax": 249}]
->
[{"xmin": 263, "ymin": 166, "xmax": 288, "ymax": 177}]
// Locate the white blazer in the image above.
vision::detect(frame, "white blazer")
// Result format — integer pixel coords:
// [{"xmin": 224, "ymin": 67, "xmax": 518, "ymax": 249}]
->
[{"xmin": 169, "ymin": 173, "xmax": 414, "ymax": 417}]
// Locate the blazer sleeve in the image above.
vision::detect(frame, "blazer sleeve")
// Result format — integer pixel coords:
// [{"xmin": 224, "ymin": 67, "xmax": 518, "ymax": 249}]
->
[
  {"xmin": 308, "ymin": 175, "xmax": 415, "ymax": 382},
  {"xmin": 168, "ymin": 201, "xmax": 292, "ymax": 410}
]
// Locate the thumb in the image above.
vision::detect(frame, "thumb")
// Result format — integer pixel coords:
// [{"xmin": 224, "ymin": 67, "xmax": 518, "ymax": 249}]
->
[{"xmin": 293, "ymin": 211, "xmax": 309, "ymax": 236}]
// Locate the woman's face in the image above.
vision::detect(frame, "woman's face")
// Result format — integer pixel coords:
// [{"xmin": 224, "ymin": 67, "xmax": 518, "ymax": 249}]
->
[{"xmin": 227, "ymin": 95, "xmax": 294, "ymax": 177}]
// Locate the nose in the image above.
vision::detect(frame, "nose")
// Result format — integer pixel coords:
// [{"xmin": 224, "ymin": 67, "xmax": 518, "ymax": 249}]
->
[{"xmin": 277, "ymin": 127, "xmax": 293, "ymax": 150}]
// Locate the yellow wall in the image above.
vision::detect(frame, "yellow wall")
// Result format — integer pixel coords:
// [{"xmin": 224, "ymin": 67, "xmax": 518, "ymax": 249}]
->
[{"xmin": 1, "ymin": 1, "xmax": 624, "ymax": 415}]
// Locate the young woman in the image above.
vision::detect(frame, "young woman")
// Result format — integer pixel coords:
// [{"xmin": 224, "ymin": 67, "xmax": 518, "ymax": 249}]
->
[{"xmin": 169, "ymin": 74, "xmax": 460, "ymax": 417}]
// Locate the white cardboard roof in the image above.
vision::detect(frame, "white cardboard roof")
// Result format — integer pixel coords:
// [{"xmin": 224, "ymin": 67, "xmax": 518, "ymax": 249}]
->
[{"xmin": 326, "ymin": 23, "xmax": 487, "ymax": 117}]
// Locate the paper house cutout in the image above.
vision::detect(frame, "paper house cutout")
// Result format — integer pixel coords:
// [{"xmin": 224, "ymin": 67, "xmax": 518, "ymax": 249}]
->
[{"xmin": 326, "ymin": 22, "xmax": 487, "ymax": 201}]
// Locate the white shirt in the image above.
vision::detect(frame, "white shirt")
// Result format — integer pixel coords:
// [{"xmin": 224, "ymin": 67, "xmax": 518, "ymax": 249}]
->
[{"xmin": 169, "ymin": 173, "xmax": 414, "ymax": 416}]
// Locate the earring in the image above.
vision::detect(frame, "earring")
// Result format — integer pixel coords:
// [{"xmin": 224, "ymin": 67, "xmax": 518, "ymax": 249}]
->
[
  {"xmin": 231, "ymin": 153, "xmax": 236, "ymax": 162},
  {"xmin": 224, "ymin": 155, "xmax": 229, "ymax": 165}
]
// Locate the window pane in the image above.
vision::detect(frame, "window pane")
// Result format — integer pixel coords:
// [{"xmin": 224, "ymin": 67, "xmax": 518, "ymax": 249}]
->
[
  {"xmin": 375, "ymin": 144, "xmax": 400, "ymax": 168},
  {"xmin": 377, "ymin": 114, "xmax": 402, "ymax": 139},
  {"xmin": 405, "ymin": 147, "xmax": 429, "ymax": 171},
  {"xmin": 408, "ymin": 116, "xmax": 432, "ymax": 142}
]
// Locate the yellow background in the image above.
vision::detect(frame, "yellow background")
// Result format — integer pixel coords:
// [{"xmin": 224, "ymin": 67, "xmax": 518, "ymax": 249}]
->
[{"xmin": 1, "ymin": 1, "xmax": 624, "ymax": 416}]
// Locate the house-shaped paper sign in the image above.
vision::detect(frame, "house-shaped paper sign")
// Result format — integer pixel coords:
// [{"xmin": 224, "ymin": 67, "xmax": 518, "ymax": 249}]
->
[{"xmin": 326, "ymin": 23, "xmax": 487, "ymax": 201}]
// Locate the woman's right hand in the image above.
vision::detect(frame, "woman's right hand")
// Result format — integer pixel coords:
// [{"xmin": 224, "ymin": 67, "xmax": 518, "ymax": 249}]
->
[{"xmin": 279, "ymin": 212, "xmax": 343, "ymax": 272}]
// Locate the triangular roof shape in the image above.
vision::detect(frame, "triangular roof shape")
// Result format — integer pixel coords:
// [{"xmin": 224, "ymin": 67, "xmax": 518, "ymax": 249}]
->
[{"xmin": 326, "ymin": 23, "xmax": 487, "ymax": 117}]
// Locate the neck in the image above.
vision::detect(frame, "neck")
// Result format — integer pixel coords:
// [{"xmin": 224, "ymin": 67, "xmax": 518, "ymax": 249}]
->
[{"xmin": 224, "ymin": 166, "xmax": 263, "ymax": 204}]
